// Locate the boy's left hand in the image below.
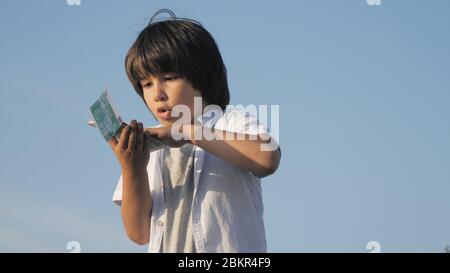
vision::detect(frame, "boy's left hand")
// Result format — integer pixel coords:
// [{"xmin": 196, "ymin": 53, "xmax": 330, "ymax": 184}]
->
[{"xmin": 144, "ymin": 124, "xmax": 192, "ymax": 148}]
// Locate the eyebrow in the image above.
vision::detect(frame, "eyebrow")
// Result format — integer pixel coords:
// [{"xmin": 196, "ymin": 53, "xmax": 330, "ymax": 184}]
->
[
  {"xmin": 140, "ymin": 76, "xmax": 154, "ymax": 85},
  {"xmin": 140, "ymin": 79, "xmax": 151, "ymax": 84},
  {"xmin": 140, "ymin": 73, "xmax": 179, "ymax": 84}
]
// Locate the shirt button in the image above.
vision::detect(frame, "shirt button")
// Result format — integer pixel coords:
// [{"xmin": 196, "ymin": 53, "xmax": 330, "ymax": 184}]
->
[{"xmin": 157, "ymin": 220, "xmax": 164, "ymax": 226}]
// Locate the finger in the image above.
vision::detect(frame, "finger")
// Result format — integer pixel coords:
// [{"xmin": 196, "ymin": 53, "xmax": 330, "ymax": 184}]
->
[
  {"xmin": 118, "ymin": 125, "xmax": 130, "ymax": 150},
  {"xmin": 127, "ymin": 120, "xmax": 138, "ymax": 151},
  {"xmin": 108, "ymin": 137, "xmax": 118, "ymax": 150},
  {"xmin": 143, "ymin": 131, "xmax": 151, "ymax": 155},
  {"xmin": 145, "ymin": 127, "xmax": 162, "ymax": 138},
  {"xmin": 136, "ymin": 122, "xmax": 144, "ymax": 152}
]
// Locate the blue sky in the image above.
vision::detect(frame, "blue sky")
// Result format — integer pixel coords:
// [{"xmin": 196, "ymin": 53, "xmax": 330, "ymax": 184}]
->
[{"xmin": 0, "ymin": 0, "xmax": 449, "ymax": 252}]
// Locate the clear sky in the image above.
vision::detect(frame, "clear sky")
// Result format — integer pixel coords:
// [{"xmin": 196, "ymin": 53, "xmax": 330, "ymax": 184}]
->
[{"xmin": 0, "ymin": 0, "xmax": 449, "ymax": 252}]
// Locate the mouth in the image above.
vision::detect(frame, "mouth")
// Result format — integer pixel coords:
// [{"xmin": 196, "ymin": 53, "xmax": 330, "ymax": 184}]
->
[{"xmin": 156, "ymin": 107, "xmax": 172, "ymax": 120}]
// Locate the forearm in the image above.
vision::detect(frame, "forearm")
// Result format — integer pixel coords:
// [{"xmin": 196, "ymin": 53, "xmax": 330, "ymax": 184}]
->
[
  {"xmin": 121, "ymin": 169, "xmax": 152, "ymax": 245},
  {"xmin": 185, "ymin": 125, "xmax": 280, "ymax": 177}
]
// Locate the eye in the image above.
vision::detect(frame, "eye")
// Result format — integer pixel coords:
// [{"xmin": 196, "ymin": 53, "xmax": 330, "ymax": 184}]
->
[
  {"xmin": 164, "ymin": 75, "xmax": 178, "ymax": 81},
  {"xmin": 142, "ymin": 82, "xmax": 153, "ymax": 88}
]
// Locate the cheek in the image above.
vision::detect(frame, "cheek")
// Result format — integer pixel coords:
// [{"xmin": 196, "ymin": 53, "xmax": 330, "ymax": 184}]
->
[
  {"xmin": 143, "ymin": 92, "xmax": 155, "ymax": 110},
  {"xmin": 179, "ymin": 85, "xmax": 200, "ymax": 106},
  {"xmin": 169, "ymin": 88, "xmax": 190, "ymax": 107},
  {"xmin": 181, "ymin": 91, "xmax": 195, "ymax": 107},
  {"xmin": 143, "ymin": 89, "xmax": 150, "ymax": 101}
]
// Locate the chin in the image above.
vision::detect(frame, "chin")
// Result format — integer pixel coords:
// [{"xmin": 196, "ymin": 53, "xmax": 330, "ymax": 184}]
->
[{"xmin": 159, "ymin": 119, "xmax": 175, "ymax": 126}]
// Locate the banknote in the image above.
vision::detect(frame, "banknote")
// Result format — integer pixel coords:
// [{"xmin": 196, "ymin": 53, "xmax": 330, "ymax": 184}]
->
[
  {"xmin": 88, "ymin": 90, "xmax": 165, "ymax": 153},
  {"xmin": 89, "ymin": 90, "xmax": 123, "ymax": 142}
]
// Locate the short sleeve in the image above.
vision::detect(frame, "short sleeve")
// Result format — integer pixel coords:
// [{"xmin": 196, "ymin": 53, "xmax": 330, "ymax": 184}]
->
[
  {"xmin": 112, "ymin": 174, "xmax": 123, "ymax": 207},
  {"xmin": 228, "ymin": 110, "xmax": 269, "ymax": 135},
  {"xmin": 226, "ymin": 109, "xmax": 280, "ymax": 152}
]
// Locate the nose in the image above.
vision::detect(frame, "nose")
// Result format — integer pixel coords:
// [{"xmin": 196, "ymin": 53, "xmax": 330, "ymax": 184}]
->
[{"xmin": 152, "ymin": 82, "xmax": 168, "ymax": 102}]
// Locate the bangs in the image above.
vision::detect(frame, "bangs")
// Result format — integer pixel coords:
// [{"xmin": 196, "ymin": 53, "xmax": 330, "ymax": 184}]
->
[
  {"xmin": 125, "ymin": 22, "xmax": 189, "ymax": 97},
  {"xmin": 124, "ymin": 11, "xmax": 230, "ymax": 110},
  {"xmin": 126, "ymin": 50, "xmax": 150, "ymax": 85}
]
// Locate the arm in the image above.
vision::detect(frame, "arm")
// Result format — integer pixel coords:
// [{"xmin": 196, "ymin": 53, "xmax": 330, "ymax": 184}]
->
[
  {"xmin": 145, "ymin": 124, "xmax": 281, "ymax": 178},
  {"xmin": 109, "ymin": 120, "xmax": 152, "ymax": 245},
  {"xmin": 186, "ymin": 124, "xmax": 281, "ymax": 178},
  {"xmin": 120, "ymin": 169, "xmax": 152, "ymax": 245}
]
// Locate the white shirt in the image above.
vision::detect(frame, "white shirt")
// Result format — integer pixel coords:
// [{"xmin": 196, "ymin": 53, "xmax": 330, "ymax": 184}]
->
[{"xmin": 112, "ymin": 108, "xmax": 276, "ymax": 253}]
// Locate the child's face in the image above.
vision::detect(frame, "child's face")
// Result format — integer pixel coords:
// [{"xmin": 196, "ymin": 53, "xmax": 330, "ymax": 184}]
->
[{"xmin": 140, "ymin": 73, "xmax": 206, "ymax": 126}]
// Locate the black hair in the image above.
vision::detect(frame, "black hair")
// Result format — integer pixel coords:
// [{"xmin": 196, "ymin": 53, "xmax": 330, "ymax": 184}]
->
[{"xmin": 125, "ymin": 9, "xmax": 230, "ymax": 110}]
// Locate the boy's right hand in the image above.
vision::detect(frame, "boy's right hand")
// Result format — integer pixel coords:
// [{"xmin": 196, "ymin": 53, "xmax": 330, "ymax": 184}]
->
[{"xmin": 108, "ymin": 120, "xmax": 150, "ymax": 175}]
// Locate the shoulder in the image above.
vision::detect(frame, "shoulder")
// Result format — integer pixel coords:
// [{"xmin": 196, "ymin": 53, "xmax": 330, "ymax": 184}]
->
[{"xmin": 214, "ymin": 108, "xmax": 269, "ymax": 135}]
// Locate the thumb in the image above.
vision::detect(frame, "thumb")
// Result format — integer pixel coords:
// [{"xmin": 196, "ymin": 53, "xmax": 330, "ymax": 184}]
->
[{"xmin": 145, "ymin": 127, "xmax": 162, "ymax": 138}]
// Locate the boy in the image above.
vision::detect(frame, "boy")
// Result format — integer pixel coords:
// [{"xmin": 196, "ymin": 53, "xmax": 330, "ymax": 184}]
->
[{"xmin": 110, "ymin": 9, "xmax": 281, "ymax": 253}]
